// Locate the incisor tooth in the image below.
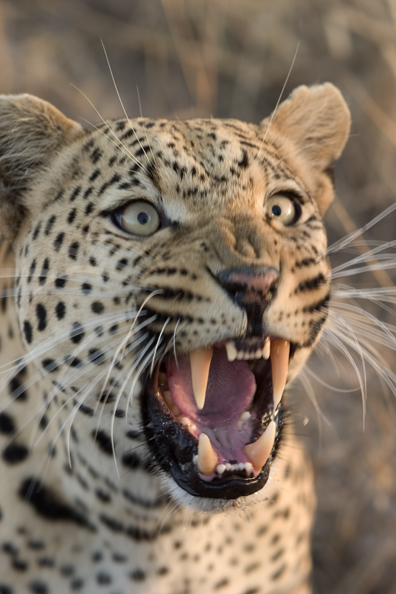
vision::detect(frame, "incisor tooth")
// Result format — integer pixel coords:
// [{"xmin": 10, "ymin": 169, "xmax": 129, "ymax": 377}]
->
[
  {"xmin": 243, "ymin": 421, "xmax": 276, "ymax": 471},
  {"xmin": 270, "ymin": 339, "xmax": 290, "ymax": 409},
  {"xmin": 189, "ymin": 346, "xmax": 214, "ymax": 410},
  {"xmin": 225, "ymin": 342, "xmax": 237, "ymax": 362},
  {"xmin": 197, "ymin": 433, "xmax": 218, "ymax": 475}
]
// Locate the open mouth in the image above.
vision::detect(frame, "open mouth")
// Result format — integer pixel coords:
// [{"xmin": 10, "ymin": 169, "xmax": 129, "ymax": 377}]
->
[{"xmin": 143, "ymin": 337, "xmax": 290, "ymax": 500}]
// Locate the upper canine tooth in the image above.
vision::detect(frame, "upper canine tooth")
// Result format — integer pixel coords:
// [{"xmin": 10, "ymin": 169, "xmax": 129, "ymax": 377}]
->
[
  {"xmin": 262, "ymin": 339, "xmax": 270, "ymax": 360},
  {"xmin": 197, "ymin": 433, "xmax": 218, "ymax": 475},
  {"xmin": 225, "ymin": 341, "xmax": 237, "ymax": 362},
  {"xmin": 189, "ymin": 346, "xmax": 214, "ymax": 410},
  {"xmin": 270, "ymin": 339, "xmax": 290, "ymax": 409},
  {"xmin": 243, "ymin": 421, "xmax": 276, "ymax": 471}
]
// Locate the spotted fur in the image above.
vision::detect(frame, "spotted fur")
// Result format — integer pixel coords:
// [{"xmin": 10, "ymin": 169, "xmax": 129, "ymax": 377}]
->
[{"xmin": 0, "ymin": 84, "xmax": 350, "ymax": 594}]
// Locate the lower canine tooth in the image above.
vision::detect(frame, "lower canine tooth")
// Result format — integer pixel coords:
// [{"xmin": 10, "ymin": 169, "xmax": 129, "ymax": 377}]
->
[
  {"xmin": 197, "ymin": 433, "xmax": 218, "ymax": 475},
  {"xmin": 243, "ymin": 421, "xmax": 276, "ymax": 471},
  {"xmin": 270, "ymin": 339, "xmax": 290, "ymax": 409}
]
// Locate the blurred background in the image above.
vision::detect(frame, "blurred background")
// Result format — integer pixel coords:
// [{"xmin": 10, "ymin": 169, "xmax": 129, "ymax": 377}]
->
[{"xmin": 1, "ymin": 0, "xmax": 396, "ymax": 592}]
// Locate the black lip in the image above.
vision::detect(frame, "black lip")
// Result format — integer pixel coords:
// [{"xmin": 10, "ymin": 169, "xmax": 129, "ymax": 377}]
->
[{"xmin": 141, "ymin": 363, "xmax": 284, "ymax": 500}]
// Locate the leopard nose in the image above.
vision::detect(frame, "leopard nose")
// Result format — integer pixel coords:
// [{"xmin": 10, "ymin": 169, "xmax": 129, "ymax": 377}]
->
[{"xmin": 217, "ymin": 266, "xmax": 279, "ymax": 336}]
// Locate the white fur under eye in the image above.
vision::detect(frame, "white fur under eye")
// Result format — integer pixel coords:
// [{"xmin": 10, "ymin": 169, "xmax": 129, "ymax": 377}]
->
[
  {"xmin": 117, "ymin": 201, "xmax": 160, "ymax": 236},
  {"xmin": 264, "ymin": 195, "xmax": 298, "ymax": 226}
]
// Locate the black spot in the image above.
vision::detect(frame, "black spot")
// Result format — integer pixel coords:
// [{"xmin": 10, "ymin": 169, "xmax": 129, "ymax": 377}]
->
[
  {"xmin": 84, "ymin": 203, "xmax": 94, "ymax": 216},
  {"xmin": 88, "ymin": 349, "xmax": 105, "ymax": 365},
  {"xmin": 116, "ymin": 258, "xmax": 128, "ymax": 271},
  {"xmin": 270, "ymin": 548, "xmax": 284, "ymax": 562},
  {"xmin": 130, "ymin": 569, "xmax": 146, "ymax": 582},
  {"xmin": 23, "ymin": 321, "xmax": 33, "ymax": 344},
  {"xmin": 295, "ymin": 273, "xmax": 326, "ymax": 294},
  {"xmin": 92, "ymin": 430, "xmax": 113, "ymax": 455},
  {"xmin": 0, "ymin": 585, "xmax": 13, "ymax": 594},
  {"xmin": 91, "ymin": 551, "xmax": 103, "ymax": 562},
  {"xmin": 38, "ymin": 259, "xmax": 49, "ymax": 285},
  {"xmin": 42, "ymin": 359, "xmax": 59, "ymax": 373},
  {"xmin": 8, "ymin": 368, "xmax": 28, "ymax": 401},
  {"xmin": 19, "ymin": 478, "xmax": 95, "ymax": 530},
  {"xmin": 28, "ymin": 580, "xmax": 48, "ymax": 594},
  {"xmin": 69, "ymin": 186, "xmax": 81, "ymax": 202},
  {"xmin": 90, "ymin": 148, "xmax": 103, "ymax": 164},
  {"xmin": 27, "ymin": 540, "xmax": 45, "ymax": 550},
  {"xmin": 70, "ymin": 578, "xmax": 84, "ymax": 590},
  {"xmin": 55, "ymin": 302, "xmax": 66, "ymax": 320},
  {"xmin": 67, "ymin": 208, "xmax": 77, "ymax": 224},
  {"xmin": 121, "ymin": 451, "xmax": 142, "ymax": 470},
  {"xmin": 68, "ymin": 242, "xmax": 79, "ymax": 260},
  {"xmin": 44, "ymin": 215, "xmax": 56, "ymax": 235},
  {"xmin": 55, "ymin": 274, "xmax": 67, "ymax": 289},
  {"xmin": 54, "ymin": 232, "xmax": 65, "ymax": 251},
  {"xmin": 89, "ymin": 169, "xmax": 101, "ymax": 182},
  {"xmin": 91, "ymin": 301, "xmax": 104, "ymax": 314},
  {"xmin": 12, "ymin": 558, "xmax": 28, "ymax": 571},
  {"xmin": 81, "ymin": 283, "xmax": 92, "ymax": 294},
  {"xmin": 0, "ymin": 412, "xmax": 15, "ymax": 435},
  {"xmin": 76, "ymin": 401, "xmax": 94, "ymax": 416},
  {"xmin": 89, "ymin": 257, "xmax": 97, "ymax": 267},
  {"xmin": 214, "ymin": 578, "xmax": 229, "ymax": 589},
  {"xmin": 99, "ymin": 514, "xmax": 123, "ymax": 532},
  {"xmin": 60, "ymin": 564, "xmax": 74, "ymax": 576},
  {"xmin": 238, "ymin": 149, "xmax": 249, "ymax": 169},
  {"xmin": 36, "ymin": 304, "xmax": 47, "ymax": 331},
  {"xmin": 27, "ymin": 259, "xmax": 36, "ymax": 283},
  {"xmin": 32, "ymin": 223, "xmax": 42, "ymax": 240},
  {"xmin": 2, "ymin": 443, "xmax": 29, "ymax": 464},
  {"xmin": 2, "ymin": 542, "xmax": 18, "ymax": 556},
  {"xmin": 83, "ymin": 187, "xmax": 93, "ymax": 200},
  {"xmin": 95, "ymin": 489, "xmax": 111, "ymax": 503},
  {"xmin": 270, "ymin": 564, "xmax": 286, "ymax": 580},
  {"xmin": 96, "ymin": 572, "xmax": 112, "ymax": 585},
  {"xmin": 70, "ymin": 322, "xmax": 85, "ymax": 344}
]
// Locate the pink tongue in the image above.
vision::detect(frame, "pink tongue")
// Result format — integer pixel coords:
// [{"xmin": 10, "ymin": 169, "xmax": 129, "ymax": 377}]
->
[{"xmin": 165, "ymin": 347, "xmax": 256, "ymax": 426}]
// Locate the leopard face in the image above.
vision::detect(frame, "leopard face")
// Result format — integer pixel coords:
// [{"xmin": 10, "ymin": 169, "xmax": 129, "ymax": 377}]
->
[{"xmin": 0, "ymin": 84, "xmax": 350, "ymax": 509}]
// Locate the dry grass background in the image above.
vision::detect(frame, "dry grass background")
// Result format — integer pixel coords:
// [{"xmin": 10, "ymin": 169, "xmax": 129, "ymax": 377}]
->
[{"xmin": 1, "ymin": 0, "xmax": 396, "ymax": 592}]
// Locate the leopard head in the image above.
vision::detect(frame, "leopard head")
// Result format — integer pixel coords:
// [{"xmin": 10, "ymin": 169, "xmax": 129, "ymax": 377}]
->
[{"xmin": 0, "ymin": 84, "xmax": 350, "ymax": 508}]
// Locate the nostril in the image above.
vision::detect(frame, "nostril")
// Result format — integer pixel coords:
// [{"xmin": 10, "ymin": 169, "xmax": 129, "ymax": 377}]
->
[{"xmin": 217, "ymin": 266, "xmax": 279, "ymax": 337}]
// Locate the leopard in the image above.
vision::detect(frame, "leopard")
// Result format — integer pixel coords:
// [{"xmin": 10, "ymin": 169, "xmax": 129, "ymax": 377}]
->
[{"xmin": 0, "ymin": 83, "xmax": 350, "ymax": 594}]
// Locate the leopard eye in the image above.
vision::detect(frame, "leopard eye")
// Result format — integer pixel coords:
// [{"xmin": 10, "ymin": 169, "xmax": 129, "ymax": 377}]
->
[
  {"xmin": 264, "ymin": 194, "xmax": 300, "ymax": 226},
  {"xmin": 115, "ymin": 201, "xmax": 160, "ymax": 236}
]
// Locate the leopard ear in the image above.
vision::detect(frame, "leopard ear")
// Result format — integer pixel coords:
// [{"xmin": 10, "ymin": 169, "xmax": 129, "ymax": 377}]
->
[
  {"xmin": 0, "ymin": 94, "xmax": 84, "ymax": 241},
  {"xmin": 262, "ymin": 83, "xmax": 351, "ymax": 214}
]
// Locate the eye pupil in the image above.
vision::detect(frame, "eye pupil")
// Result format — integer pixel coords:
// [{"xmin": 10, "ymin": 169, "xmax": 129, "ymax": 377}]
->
[
  {"xmin": 272, "ymin": 205, "xmax": 282, "ymax": 217},
  {"xmin": 137, "ymin": 212, "xmax": 149, "ymax": 225}
]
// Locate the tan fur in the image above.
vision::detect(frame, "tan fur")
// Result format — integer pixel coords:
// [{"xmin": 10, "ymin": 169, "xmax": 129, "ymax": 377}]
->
[{"xmin": 0, "ymin": 84, "xmax": 350, "ymax": 594}]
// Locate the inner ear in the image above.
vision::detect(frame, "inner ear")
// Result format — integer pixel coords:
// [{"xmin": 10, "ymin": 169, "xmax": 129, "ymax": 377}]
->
[{"xmin": 0, "ymin": 94, "xmax": 84, "ymax": 241}]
